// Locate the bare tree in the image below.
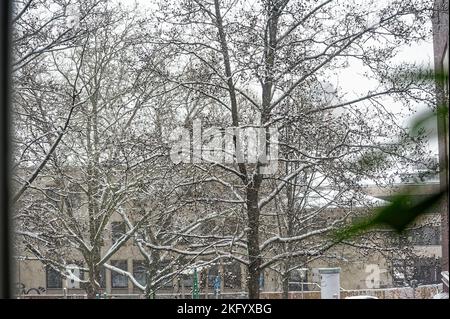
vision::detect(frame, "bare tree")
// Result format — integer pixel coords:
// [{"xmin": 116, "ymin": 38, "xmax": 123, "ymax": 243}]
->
[
  {"xmin": 152, "ymin": 0, "xmax": 434, "ymax": 298},
  {"xmin": 11, "ymin": 0, "xmax": 105, "ymax": 203},
  {"xmin": 12, "ymin": 0, "xmax": 436, "ymax": 300},
  {"xmin": 14, "ymin": 3, "xmax": 175, "ymax": 298}
]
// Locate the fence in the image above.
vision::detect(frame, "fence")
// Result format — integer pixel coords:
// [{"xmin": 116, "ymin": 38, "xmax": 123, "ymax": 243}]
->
[
  {"xmin": 260, "ymin": 284, "xmax": 443, "ymax": 299},
  {"xmin": 18, "ymin": 284, "xmax": 443, "ymax": 299},
  {"xmin": 18, "ymin": 292, "xmax": 248, "ymax": 299}
]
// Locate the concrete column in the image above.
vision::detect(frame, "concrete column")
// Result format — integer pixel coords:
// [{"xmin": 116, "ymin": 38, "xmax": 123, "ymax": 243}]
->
[
  {"xmin": 106, "ymin": 268, "xmax": 111, "ymax": 294},
  {"xmin": 128, "ymin": 259, "xmax": 133, "ymax": 294}
]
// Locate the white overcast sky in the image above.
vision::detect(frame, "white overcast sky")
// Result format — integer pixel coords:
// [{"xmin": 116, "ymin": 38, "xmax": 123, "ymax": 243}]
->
[{"xmin": 337, "ymin": 36, "xmax": 437, "ymax": 152}]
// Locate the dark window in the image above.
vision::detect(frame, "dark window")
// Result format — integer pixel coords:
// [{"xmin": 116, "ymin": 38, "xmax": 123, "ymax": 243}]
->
[
  {"xmin": 46, "ymin": 266, "xmax": 62, "ymax": 289},
  {"xmin": 111, "ymin": 222, "xmax": 126, "ymax": 244},
  {"xmin": 391, "ymin": 259, "xmax": 415, "ymax": 286},
  {"xmin": 65, "ymin": 184, "xmax": 83, "ymax": 210},
  {"xmin": 413, "ymin": 257, "xmax": 442, "ymax": 285},
  {"xmin": 288, "ymin": 269, "xmax": 309, "ymax": 291},
  {"xmin": 158, "ymin": 260, "xmax": 173, "ymax": 288},
  {"xmin": 133, "ymin": 229, "xmax": 145, "ymax": 246},
  {"xmin": 205, "ymin": 261, "xmax": 242, "ymax": 289},
  {"xmin": 223, "ymin": 261, "xmax": 241, "ymax": 289},
  {"xmin": 133, "ymin": 260, "xmax": 146, "ymax": 287},
  {"xmin": 182, "ymin": 273, "xmax": 193, "ymax": 288},
  {"xmin": 111, "ymin": 260, "xmax": 128, "ymax": 288},
  {"xmin": 408, "ymin": 226, "xmax": 441, "ymax": 245}
]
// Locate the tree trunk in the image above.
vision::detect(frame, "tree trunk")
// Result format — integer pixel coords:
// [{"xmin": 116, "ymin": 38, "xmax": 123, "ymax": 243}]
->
[
  {"xmin": 85, "ymin": 281, "xmax": 100, "ymax": 299},
  {"xmin": 282, "ymin": 272, "xmax": 289, "ymax": 299},
  {"xmin": 246, "ymin": 186, "xmax": 261, "ymax": 299},
  {"xmin": 144, "ymin": 260, "xmax": 158, "ymax": 299},
  {"xmin": 85, "ymin": 257, "xmax": 101, "ymax": 299}
]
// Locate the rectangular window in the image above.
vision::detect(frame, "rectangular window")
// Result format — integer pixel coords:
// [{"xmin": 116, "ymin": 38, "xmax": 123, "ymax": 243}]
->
[
  {"xmin": 223, "ymin": 261, "xmax": 241, "ymax": 289},
  {"xmin": 65, "ymin": 183, "xmax": 83, "ymax": 211},
  {"xmin": 158, "ymin": 260, "xmax": 173, "ymax": 288},
  {"xmin": 133, "ymin": 229, "xmax": 145, "ymax": 246},
  {"xmin": 133, "ymin": 260, "xmax": 146, "ymax": 287},
  {"xmin": 411, "ymin": 257, "xmax": 442, "ymax": 285},
  {"xmin": 111, "ymin": 222, "xmax": 126, "ymax": 244},
  {"xmin": 46, "ymin": 266, "xmax": 62, "ymax": 289},
  {"xmin": 183, "ymin": 273, "xmax": 193, "ymax": 288},
  {"xmin": 111, "ymin": 260, "xmax": 128, "ymax": 288},
  {"xmin": 409, "ymin": 226, "xmax": 441, "ymax": 245},
  {"xmin": 206, "ymin": 261, "xmax": 242, "ymax": 289},
  {"xmin": 288, "ymin": 269, "xmax": 309, "ymax": 291}
]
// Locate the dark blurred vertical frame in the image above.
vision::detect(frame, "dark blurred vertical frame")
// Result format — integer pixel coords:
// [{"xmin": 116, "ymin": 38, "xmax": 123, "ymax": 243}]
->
[
  {"xmin": 432, "ymin": 0, "xmax": 449, "ymax": 293},
  {"xmin": 0, "ymin": 0, "xmax": 12, "ymax": 299}
]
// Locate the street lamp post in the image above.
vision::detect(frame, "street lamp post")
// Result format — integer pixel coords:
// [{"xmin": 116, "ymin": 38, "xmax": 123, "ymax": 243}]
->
[{"xmin": 192, "ymin": 268, "xmax": 199, "ymax": 299}]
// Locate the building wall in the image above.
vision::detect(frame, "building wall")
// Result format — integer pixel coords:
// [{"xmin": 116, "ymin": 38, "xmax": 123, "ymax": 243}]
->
[
  {"xmin": 14, "ymin": 170, "xmax": 444, "ymax": 296},
  {"xmin": 15, "ymin": 207, "xmax": 443, "ymax": 297},
  {"xmin": 16, "ymin": 231, "xmax": 442, "ymax": 296},
  {"xmin": 433, "ymin": 0, "xmax": 449, "ymax": 290}
]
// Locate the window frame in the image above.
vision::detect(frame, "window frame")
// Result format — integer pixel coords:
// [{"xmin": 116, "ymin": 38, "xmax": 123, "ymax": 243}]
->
[
  {"xmin": 132, "ymin": 260, "xmax": 147, "ymax": 287},
  {"xmin": 46, "ymin": 266, "xmax": 63, "ymax": 289},
  {"xmin": 111, "ymin": 221, "xmax": 127, "ymax": 244},
  {"xmin": 110, "ymin": 260, "xmax": 128, "ymax": 289}
]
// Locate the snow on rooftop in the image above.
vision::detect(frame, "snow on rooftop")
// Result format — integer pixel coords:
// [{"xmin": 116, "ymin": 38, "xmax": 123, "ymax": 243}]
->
[{"xmin": 298, "ymin": 189, "xmax": 388, "ymax": 209}]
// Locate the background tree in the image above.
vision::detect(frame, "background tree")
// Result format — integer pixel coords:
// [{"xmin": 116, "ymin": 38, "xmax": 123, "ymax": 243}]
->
[
  {"xmin": 11, "ymin": 0, "xmax": 104, "ymax": 203},
  {"xmin": 14, "ymin": 2, "xmax": 176, "ymax": 298}
]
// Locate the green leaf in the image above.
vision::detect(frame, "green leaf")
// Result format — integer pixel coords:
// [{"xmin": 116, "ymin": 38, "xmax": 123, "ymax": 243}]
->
[
  {"xmin": 395, "ymin": 69, "xmax": 448, "ymax": 85},
  {"xmin": 415, "ymin": 70, "xmax": 448, "ymax": 85},
  {"xmin": 334, "ymin": 187, "xmax": 447, "ymax": 242}
]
